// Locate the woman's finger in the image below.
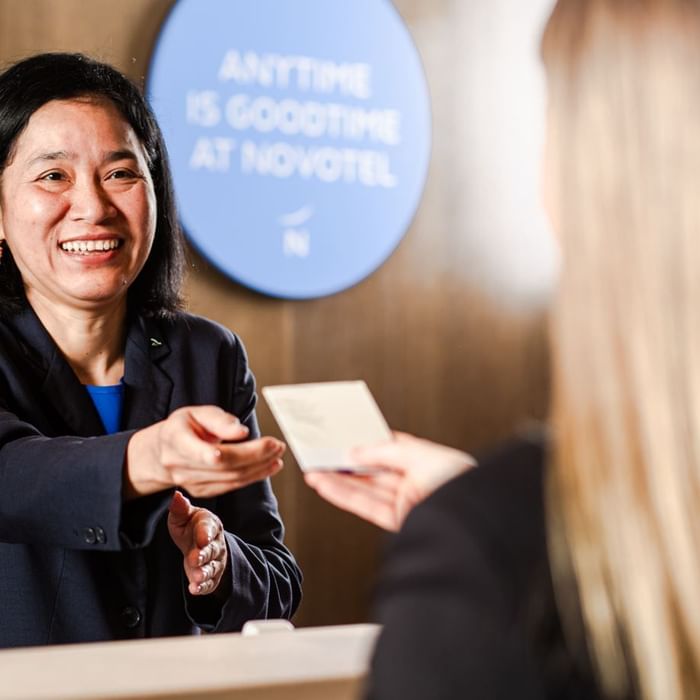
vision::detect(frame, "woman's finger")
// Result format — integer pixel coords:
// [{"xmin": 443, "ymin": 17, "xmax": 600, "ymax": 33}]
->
[
  {"xmin": 190, "ymin": 578, "xmax": 218, "ymax": 596},
  {"xmin": 216, "ymin": 437, "xmax": 285, "ymax": 469},
  {"xmin": 167, "ymin": 490, "xmax": 194, "ymax": 526},
  {"xmin": 190, "ymin": 538, "xmax": 222, "ymax": 567},
  {"xmin": 304, "ymin": 472, "xmax": 402, "ymax": 531},
  {"xmin": 177, "ymin": 454, "xmax": 283, "ymax": 490},
  {"xmin": 186, "ymin": 543, "xmax": 224, "ymax": 578},
  {"xmin": 163, "ymin": 407, "xmax": 251, "ymax": 467},
  {"xmin": 178, "ymin": 457, "xmax": 283, "ymax": 498},
  {"xmin": 191, "ymin": 512, "xmax": 222, "ymax": 548},
  {"xmin": 165, "ymin": 428, "xmax": 282, "ymax": 477},
  {"xmin": 350, "ymin": 432, "xmax": 475, "ymax": 486},
  {"xmin": 167, "ymin": 491, "xmax": 197, "ymax": 555},
  {"xmin": 305, "ymin": 472, "xmax": 399, "ymax": 506},
  {"xmin": 349, "ymin": 438, "xmax": 415, "ymax": 471},
  {"xmin": 306, "ymin": 470, "xmax": 403, "ymax": 501},
  {"xmin": 185, "ymin": 543, "xmax": 227, "ymax": 595},
  {"xmin": 198, "ymin": 457, "xmax": 284, "ymax": 491},
  {"xmin": 185, "ymin": 405, "xmax": 250, "ymax": 442},
  {"xmin": 173, "ymin": 435, "xmax": 283, "ymax": 472}
]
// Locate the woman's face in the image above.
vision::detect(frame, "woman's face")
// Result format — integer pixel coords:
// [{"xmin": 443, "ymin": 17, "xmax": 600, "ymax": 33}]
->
[{"xmin": 0, "ymin": 98, "xmax": 156, "ymax": 314}]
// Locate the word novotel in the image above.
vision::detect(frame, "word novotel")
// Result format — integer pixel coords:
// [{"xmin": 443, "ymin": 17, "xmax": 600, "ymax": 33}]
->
[{"xmin": 186, "ymin": 50, "xmax": 400, "ymax": 188}]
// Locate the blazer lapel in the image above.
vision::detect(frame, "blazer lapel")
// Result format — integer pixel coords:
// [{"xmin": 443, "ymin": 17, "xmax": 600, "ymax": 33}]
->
[
  {"xmin": 9, "ymin": 308, "xmax": 174, "ymax": 436},
  {"xmin": 121, "ymin": 315, "xmax": 173, "ymax": 431},
  {"xmin": 9, "ymin": 308, "xmax": 105, "ymax": 437}
]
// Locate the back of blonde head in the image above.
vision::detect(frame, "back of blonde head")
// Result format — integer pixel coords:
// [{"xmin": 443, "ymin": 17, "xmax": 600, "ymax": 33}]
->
[{"xmin": 543, "ymin": 0, "xmax": 700, "ymax": 697}]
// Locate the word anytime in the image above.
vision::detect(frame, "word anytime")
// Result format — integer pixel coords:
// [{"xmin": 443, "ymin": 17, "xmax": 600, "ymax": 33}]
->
[{"xmin": 218, "ymin": 50, "xmax": 372, "ymax": 99}]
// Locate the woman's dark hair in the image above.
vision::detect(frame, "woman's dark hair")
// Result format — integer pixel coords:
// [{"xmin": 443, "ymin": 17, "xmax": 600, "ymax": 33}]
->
[{"xmin": 0, "ymin": 52, "xmax": 185, "ymax": 318}]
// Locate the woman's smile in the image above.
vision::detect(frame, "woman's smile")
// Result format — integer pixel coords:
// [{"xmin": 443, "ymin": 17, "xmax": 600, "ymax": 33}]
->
[{"xmin": 59, "ymin": 238, "xmax": 122, "ymax": 254}]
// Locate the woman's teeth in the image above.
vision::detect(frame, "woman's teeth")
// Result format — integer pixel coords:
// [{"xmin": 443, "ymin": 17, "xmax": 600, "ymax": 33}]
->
[{"xmin": 60, "ymin": 239, "xmax": 121, "ymax": 253}]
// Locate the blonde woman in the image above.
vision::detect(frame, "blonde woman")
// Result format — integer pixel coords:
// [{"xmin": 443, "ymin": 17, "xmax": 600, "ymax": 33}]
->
[{"xmin": 306, "ymin": 0, "xmax": 700, "ymax": 697}]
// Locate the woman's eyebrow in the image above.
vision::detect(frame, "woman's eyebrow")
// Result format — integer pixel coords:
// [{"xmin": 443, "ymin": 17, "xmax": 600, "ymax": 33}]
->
[
  {"xmin": 25, "ymin": 149, "xmax": 140, "ymax": 167},
  {"xmin": 104, "ymin": 149, "xmax": 139, "ymax": 163},
  {"xmin": 27, "ymin": 150, "xmax": 72, "ymax": 166}
]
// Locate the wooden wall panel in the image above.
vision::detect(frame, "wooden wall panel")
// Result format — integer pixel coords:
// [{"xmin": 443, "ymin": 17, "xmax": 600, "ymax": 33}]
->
[{"xmin": 0, "ymin": 0, "xmax": 555, "ymax": 627}]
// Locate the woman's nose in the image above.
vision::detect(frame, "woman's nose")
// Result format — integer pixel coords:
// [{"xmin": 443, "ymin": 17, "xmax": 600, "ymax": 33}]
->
[{"xmin": 68, "ymin": 179, "xmax": 118, "ymax": 223}]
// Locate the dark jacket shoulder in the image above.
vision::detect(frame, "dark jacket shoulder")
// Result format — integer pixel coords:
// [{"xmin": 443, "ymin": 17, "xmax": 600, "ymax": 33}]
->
[{"xmin": 368, "ymin": 432, "xmax": 601, "ymax": 700}]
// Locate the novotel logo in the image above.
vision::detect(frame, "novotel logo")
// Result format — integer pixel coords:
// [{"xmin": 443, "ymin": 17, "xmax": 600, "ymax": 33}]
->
[{"xmin": 148, "ymin": 0, "xmax": 431, "ymax": 299}]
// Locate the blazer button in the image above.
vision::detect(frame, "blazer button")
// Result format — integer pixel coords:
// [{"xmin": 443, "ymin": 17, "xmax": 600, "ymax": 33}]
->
[
  {"xmin": 95, "ymin": 527, "xmax": 107, "ymax": 544},
  {"xmin": 121, "ymin": 606, "xmax": 142, "ymax": 629},
  {"xmin": 82, "ymin": 527, "xmax": 96, "ymax": 545}
]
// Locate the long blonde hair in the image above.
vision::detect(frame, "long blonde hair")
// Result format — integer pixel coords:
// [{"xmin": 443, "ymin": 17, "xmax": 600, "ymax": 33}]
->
[{"xmin": 543, "ymin": 1, "xmax": 700, "ymax": 697}]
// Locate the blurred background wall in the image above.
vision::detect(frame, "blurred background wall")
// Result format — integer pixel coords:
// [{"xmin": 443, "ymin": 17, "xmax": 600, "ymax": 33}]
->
[{"xmin": 0, "ymin": 0, "xmax": 556, "ymax": 627}]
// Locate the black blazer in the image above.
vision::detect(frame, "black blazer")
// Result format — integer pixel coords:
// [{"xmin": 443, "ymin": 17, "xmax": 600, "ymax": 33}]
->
[
  {"xmin": 0, "ymin": 307, "xmax": 302, "ymax": 648},
  {"xmin": 366, "ymin": 435, "xmax": 605, "ymax": 700}
]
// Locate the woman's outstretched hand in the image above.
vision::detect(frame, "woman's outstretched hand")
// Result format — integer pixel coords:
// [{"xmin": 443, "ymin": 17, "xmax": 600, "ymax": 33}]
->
[
  {"xmin": 167, "ymin": 490, "xmax": 227, "ymax": 596},
  {"xmin": 124, "ymin": 405, "xmax": 285, "ymax": 499},
  {"xmin": 304, "ymin": 432, "xmax": 475, "ymax": 532}
]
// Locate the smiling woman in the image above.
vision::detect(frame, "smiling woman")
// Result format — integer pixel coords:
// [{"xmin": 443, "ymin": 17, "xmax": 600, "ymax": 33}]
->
[{"xmin": 0, "ymin": 53, "xmax": 302, "ymax": 648}]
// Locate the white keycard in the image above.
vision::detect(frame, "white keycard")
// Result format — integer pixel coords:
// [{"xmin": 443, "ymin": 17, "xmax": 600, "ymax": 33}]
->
[{"xmin": 262, "ymin": 380, "xmax": 392, "ymax": 472}]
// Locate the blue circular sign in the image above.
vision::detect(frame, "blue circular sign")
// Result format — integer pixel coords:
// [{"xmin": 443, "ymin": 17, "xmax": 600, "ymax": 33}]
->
[{"xmin": 148, "ymin": 0, "xmax": 431, "ymax": 299}]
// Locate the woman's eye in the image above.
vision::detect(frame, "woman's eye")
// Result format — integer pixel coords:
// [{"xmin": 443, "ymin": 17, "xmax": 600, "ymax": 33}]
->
[
  {"xmin": 40, "ymin": 171, "xmax": 65, "ymax": 181},
  {"xmin": 108, "ymin": 169, "xmax": 138, "ymax": 180}
]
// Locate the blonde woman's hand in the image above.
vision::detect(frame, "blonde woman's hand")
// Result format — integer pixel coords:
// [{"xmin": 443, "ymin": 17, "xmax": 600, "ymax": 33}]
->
[
  {"xmin": 124, "ymin": 405, "xmax": 285, "ymax": 499},
  {"xmin": 167, "ymin": 490, "xmax": 227, "ymax": 596},
  {"xmin": 304, "ymin": 432, "xmax": 475, "ymax": 532}
]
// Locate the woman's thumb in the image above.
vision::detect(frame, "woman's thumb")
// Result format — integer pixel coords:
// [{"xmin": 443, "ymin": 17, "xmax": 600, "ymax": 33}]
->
[{"xmin": 168, "ymin": 490, "xmax": 193, "ymax": 525}]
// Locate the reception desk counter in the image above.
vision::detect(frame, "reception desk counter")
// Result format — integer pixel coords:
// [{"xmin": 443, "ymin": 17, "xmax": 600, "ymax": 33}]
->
[{"xmin": 0, "ymin": 623, "xmax": 380, "ymax": 700}]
